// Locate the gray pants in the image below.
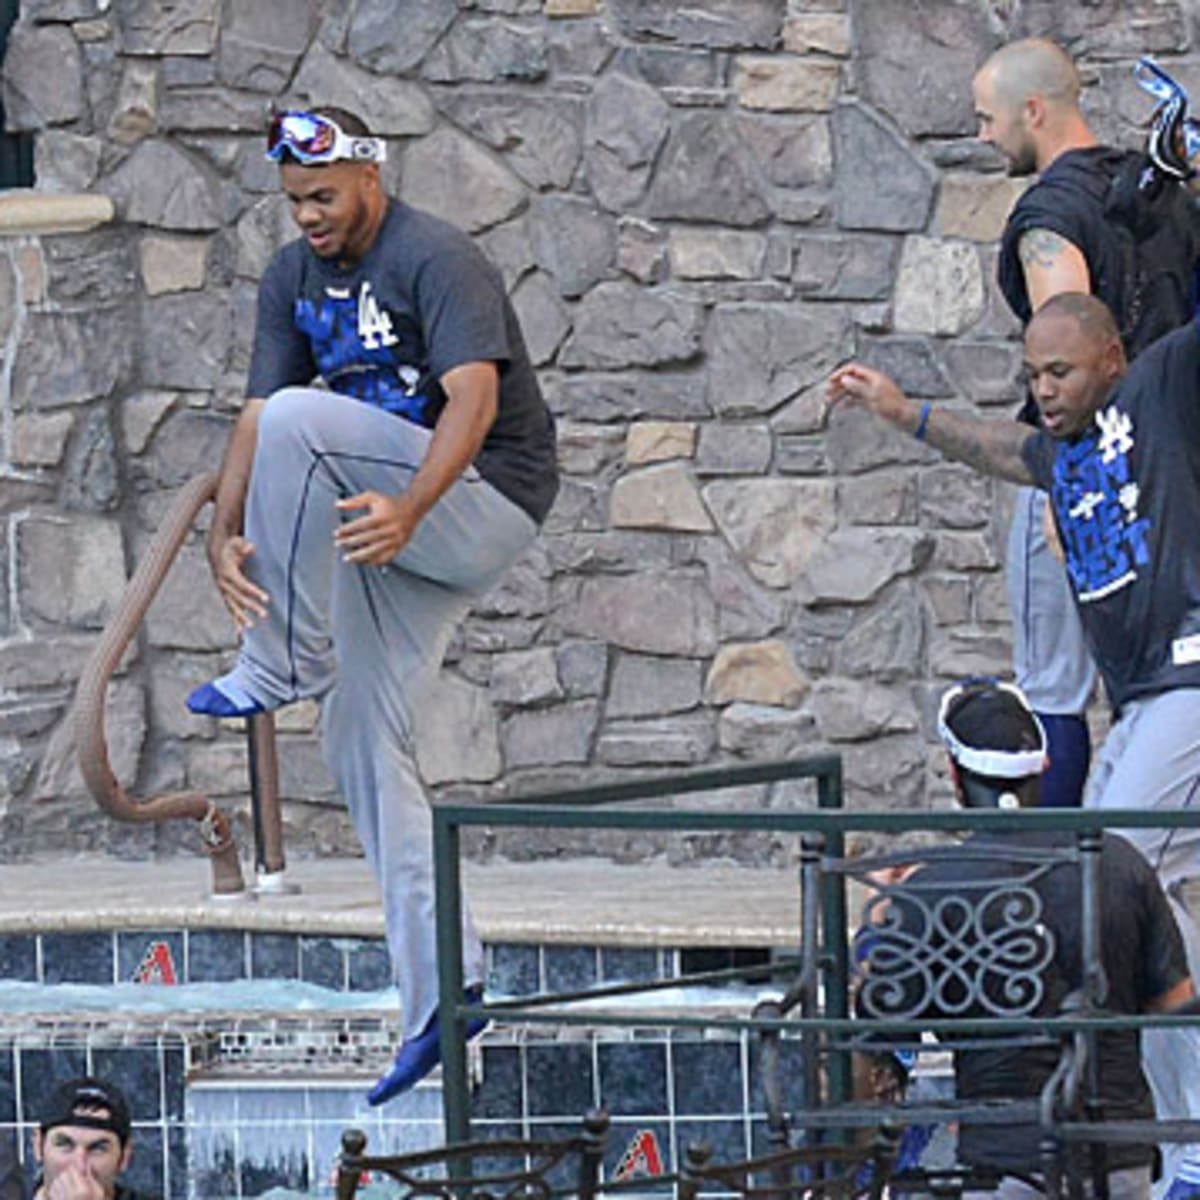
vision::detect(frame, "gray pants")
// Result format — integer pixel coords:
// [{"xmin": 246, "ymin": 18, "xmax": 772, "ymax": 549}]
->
[
  {"xmin": 227, "ymin": 387, "xmax": 538, "ymax": 1037},
  {"xmin": 1005, "ymin": 487, "xmax": 1096, "ymax": 717},
  {"xmin": 1086, "ymin": 687, "xmax": 1200, "ymax": 1191}
]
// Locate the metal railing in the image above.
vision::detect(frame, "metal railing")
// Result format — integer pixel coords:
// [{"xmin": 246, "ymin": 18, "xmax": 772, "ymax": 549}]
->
[{"xmin": 431, "ymin": 765, "xmax": 1200, "ymax": 1153}]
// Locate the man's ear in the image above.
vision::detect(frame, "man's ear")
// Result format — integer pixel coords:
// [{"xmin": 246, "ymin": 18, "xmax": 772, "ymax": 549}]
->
[
  {"xmin": 1023, "ymin": 94, "xmax": 1047, "ymax": 130},
  {"xmin": 119, "ymin": 1143, "xmax": 133, "ymax": 1174},
  {"xmin": 31, "ymin": 1131, "xmax": 43, "ymax": 1165}
]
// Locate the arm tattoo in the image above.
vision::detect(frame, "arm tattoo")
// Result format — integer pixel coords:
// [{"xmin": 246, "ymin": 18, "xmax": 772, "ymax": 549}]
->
[
  {"xmin": 1018, "ymin": 227, "xmax": 1073, "ymax": 271},
  {"xmin": 923, "ymin": 408, "xmax": 1037, "ymax": 484}
]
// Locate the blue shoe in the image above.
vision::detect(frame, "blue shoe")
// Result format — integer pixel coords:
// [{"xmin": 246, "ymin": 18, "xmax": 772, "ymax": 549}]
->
[
  {"xmin": 367, "ymin": 986, "xmax": 488, "ymax": 1106},
  {"xmin": 186, "ymin": 681, "xmax": 264, "ymax": 719}
]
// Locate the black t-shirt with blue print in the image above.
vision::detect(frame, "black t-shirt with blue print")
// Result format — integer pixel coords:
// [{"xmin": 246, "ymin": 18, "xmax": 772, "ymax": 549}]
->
[
  {"xmin": 246, "ymin": 199, "xmax": 558, "ymax": 524},
  {"xmin": 1022, "ymin": 320, "xmax": 1200, "ymax": 709}
]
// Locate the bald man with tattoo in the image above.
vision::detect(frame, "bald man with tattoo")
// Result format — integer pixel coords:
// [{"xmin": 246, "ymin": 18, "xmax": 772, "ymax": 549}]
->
[
  {"xmin": 973, "ymin": 39, "xmax": 1200, "ymax": 814},
  {"xmin": 831, "ymin": 291, "xmax": 1200, "ymax": 1199}
]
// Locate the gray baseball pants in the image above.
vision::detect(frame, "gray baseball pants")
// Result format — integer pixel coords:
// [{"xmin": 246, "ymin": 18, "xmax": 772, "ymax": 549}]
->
[
  {"xmin": 216, "ymin": 386, "xmax": 538, "ymax": 1037},
  {"xmin": 1086, "ymin": 687, "xmax": 1200, "ymax": 1192}
]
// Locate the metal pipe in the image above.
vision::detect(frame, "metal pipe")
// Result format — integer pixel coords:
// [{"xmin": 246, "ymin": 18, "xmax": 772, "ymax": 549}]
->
[
  {"xmin": 71, "ymin": 473, "xmax": 246, "ymax": 896},
  {"xmin": 247, "ymin": 711, "xmax": 287, "ymax": 880}
]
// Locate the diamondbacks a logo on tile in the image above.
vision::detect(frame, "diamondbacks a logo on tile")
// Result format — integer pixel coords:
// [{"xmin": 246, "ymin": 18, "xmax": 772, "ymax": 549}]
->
[
  {"xmin": 614, "ymin": 1130, "xmax": 663, "ymax": 1180},
  {"xmin": 133, "ymin": 940, "xmax": 178, "ymax": 984}
]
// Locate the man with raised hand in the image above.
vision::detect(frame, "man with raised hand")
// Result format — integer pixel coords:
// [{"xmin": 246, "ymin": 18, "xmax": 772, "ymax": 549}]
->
[
  {"xmin": 31, "ymin": 1078, "xmax": 152, "ymax": 1200},
  {"xmin": 830, "ymin": 290, "xmax": 1200, "ymax": 1195},
  {"xmin": 189, "ymin": 108, "xmax": 558, "ymax": 1104},
  {"xmin": 973, "ymin": 38, "xmax": 1200, "ymax": 809}
]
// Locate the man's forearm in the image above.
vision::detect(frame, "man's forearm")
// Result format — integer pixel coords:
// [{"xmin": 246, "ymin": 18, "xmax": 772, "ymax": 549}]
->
[
  {"xmin": 920, "ymin": 406, "xmax": 1037, "ymax": 485},
  {"xmin": 402, "ymin": 363, "xmax": 498, "ymax": 521},
  {"xmin": 209, "ymin": 399, "xmax": 264, "ymax": 547}
]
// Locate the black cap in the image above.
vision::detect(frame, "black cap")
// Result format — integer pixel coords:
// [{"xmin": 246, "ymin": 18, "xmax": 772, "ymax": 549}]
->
[{"xmin": 39, "ymin": 1078, "xmax": 132, "ymax": 1146}]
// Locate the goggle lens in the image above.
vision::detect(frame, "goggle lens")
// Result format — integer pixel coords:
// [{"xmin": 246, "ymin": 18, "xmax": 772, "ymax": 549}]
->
[{"xmin": 267, "ymin": 112, "xmax": 340, "ymax": 161}]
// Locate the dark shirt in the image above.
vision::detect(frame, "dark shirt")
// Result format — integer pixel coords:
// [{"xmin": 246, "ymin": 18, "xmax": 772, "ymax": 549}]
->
[
  {"xmin": 1021, "ymin": 320, "xmax": 1200, "ymax": 709},
  {"xmin": 896, "ymin": 830, "xmax": 1187, "ymax": 1172},
  {"xmin": 1000, "ymin": 146, "xmax": 1198, "ymax": 359},
  {"xmin": 247, "ymin": 200, "xmax": 559, "ymax": 524}
]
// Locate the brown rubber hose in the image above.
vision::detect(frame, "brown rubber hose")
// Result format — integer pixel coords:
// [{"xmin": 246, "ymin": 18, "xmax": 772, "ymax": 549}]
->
[{"xmin": 71, "ymin": 472, "xmax": 247, "ymax": 895}]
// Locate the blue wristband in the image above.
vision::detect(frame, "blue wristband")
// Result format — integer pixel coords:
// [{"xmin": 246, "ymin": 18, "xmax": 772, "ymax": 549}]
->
[{"xmin": 913, "ymin": 402, "xmax": 933, "ymax": 441}]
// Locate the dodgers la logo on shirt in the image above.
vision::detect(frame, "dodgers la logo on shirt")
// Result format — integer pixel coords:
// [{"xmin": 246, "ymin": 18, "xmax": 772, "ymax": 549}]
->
[
  {"xmin": 294, "ymin": 279, "xmax": 427, "ymax": 420},
  {"xmin": 1052, "ymin": 402, "xmax": 1153, "ymax": 603}
]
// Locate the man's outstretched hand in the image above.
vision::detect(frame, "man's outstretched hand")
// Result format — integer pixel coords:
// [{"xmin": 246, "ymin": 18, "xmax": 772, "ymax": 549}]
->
[
  {"xmin": 208, "ymin": 533, "xmax": 269, "ymax": 632},
  {"xmin": 335, "ymin": 491, "xmax": 419, "ymax": 566},
  {"xmin": 827, "ymin": 363, "xmax": 916, "ymax": 431}
]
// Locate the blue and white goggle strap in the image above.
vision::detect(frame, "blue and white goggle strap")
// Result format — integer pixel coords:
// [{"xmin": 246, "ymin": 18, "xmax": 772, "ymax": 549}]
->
[{"xmin": 1135, "ymin": 57, "xmax": 1200, "ymax": 179}]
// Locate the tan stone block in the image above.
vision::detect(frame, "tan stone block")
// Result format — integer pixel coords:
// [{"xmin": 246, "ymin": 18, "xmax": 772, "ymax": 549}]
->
[
  {"xmin": 610, "ymin": 461, "xmax": 714, "ymax": 532},
  {"xmin": 782, "ymin": 13, "xmax": 850, "ymax": 56},
  {"xmin": 17, "ymin": 244, "xmax": 46, "ymax": 304},
  {"xmin": 936, "ymin": 174, "xmax": 1030, "ymax": 243},
  {"xmin": 704, "ymin": 478, "xmax": 836, "ymax": 589},
  {"xmin": 72, "ymin": 19, "xmax": 114, "ymax": 42},
  {"xmin": 545, "ymin": 0, "xmax": 597, "ymax": 13},
  {"xmin": 140, "ymin": 235, "xmax": 207, "ymax": 295},
  {"xmin": 894, "ymin": 235, "xmax": 985, "ymax": 336},
  {"xmin": 274, "ymin": 698, "xmax": 321, "ymax": 734},
  {"xmin": 669, "ymin": 229, "xmax": 766, "ymax": 280},
  {"xmin": 626, "ymin": 421, "xmax": 696, "ymax": 464},
  {"xmin": 11, "ymin": 411, "xmax": 74, "ymax": 467},
  {"xmin": 121, "ymin": 391, "xmax": 178, "ymax": 454},
  {"xmin": 734, "ymin": 56, "xmax": 839, "ymax": 112},
  {"xmin": 705, "ymin": 640, "xmax": 807, "ymax": 707}
]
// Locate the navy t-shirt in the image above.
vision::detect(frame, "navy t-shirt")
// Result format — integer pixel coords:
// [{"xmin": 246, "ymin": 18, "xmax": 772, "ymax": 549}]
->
[
  {"xmin": 247, "ymin": 200, "xmax": 558, "ymax": 524},
  {"xmin": 1022, "ymin": 321, "xmax": 1200, "ymax": 709},
  {"xmin": 902, "ymin": 831, "xmax": 1186, "ymax": 1172}
]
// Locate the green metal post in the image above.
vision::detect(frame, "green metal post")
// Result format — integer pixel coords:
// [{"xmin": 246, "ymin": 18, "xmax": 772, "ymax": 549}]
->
[
  {"xmin": 817, "ymin": 759, "xmax": 851, "ymax": 1110},
  {"xmin": 433, "ymin": 807, "xmax": 471, "ymax": 1144}
]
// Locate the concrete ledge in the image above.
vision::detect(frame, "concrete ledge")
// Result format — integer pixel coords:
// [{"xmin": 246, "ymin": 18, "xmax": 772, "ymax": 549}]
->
[
  {"xmin": 0, "ymin": 189, "xmax": 115, "ymax": 235},
  {"xmin": 0, "ymin": 854, "xmax": 802, "ymax": 947}
]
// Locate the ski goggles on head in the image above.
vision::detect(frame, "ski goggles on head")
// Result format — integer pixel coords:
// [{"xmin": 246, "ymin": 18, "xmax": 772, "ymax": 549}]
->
[
  {"xmin": 1134, "ymin": 57, "xmax": 1200, "ymax": 180},
  {"xmin": 936, "ymin": 676, "xmax": 1047, "ymax": 779},
  {"xmin": 265, "ymin": 110, "xmax": 387, "ymax": 165}
]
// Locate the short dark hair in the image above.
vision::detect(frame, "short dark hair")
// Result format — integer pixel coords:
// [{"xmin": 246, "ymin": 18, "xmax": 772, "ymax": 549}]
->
[{"xmin": 1032, "ymin": 291, "xmax": 1121, "ymax": 347}]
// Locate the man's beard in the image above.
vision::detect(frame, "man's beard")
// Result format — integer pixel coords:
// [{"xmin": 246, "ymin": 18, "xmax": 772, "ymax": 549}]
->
[{"xmin": 1007, "ymin": 140, "xmax": 1039, "ymax": 176}]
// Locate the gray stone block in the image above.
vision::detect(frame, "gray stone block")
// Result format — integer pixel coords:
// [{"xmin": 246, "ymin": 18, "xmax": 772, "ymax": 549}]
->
[
  {"xmin": 853, "ymin": 0, "xmax": 990, "ymax": 138},
  {"xmin": 104, "ymin": 140, "xmax": 223, "ymax": 231},
  {"xmin": 584, "ymin": 72, "xmax": 670, "ymax": 211},
  {"xmin": 345, "ymin": 0, "xmax": 455, "ymax": 74},
  {"xmin": 608, "ymin": 0, "xmax": 784, "ymax": 50},
  {"xmin": 607, "ymin": 653, "xmax": 702, "ymax": 718},
  {"xmin": 648, "ymin": 113, "xmax": 771, "ymax": 226},
  {"xmin": 423, "ymin": 18, "xmax": 548, "ymax": 83},
  {"xmin": 442, "ymin": 93, "xmax": 583, "ymax": 191},
  {"xmin": 2, "ymin": 23, "xmax": 85, "ymax": 129},
  {"xmin": 832, "ymin": 102, "xmax": 936, "ymax": 232},
  {"xmin": 12, "ymin": 309, "xmax": 133, "ymax": 410},
  {"xmin": 561, "ymin": 283, "xmax": 703, "ymax": 369},
  {"xmin": 118, "ymin": 0, "xmax": 220, "ymax": 56},
  {"xmin": 793, "ymin": 234, "xmax": 898, "ymax": 301},
  {"xmin": 528, "ymin": 195, "xmax": 615, "ymax": 297},
  {"xmin": 559, "ymin": 570, "xmax": 718, "ymax": 656}
]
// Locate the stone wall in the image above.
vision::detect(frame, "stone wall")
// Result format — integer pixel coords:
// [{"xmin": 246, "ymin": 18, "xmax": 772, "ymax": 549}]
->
[{"xmin": 1, "ymin": 0, "xmax": 1193, "ymax": 864}]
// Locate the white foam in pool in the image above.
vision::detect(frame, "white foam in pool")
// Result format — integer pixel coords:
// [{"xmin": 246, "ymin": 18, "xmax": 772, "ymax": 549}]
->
[{"xmin": 0, "ymin": 978, "xmax": 400, "ymax": 1015}]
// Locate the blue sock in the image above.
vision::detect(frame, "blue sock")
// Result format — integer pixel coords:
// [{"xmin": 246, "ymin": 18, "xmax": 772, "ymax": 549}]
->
[{"xmin": 186, "ymin": 676, "xmax": 263, "ymax": 719}]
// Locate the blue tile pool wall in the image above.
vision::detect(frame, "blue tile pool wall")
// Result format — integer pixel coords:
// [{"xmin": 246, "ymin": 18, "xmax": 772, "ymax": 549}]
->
[
  {"xmin": 0, "ymin": 931, "xmax": 794, "ymax": 1196},
  {"xmin": 0, "ymin": 932, "xmax": 688, "ymax": 995}
]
